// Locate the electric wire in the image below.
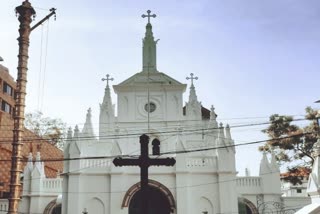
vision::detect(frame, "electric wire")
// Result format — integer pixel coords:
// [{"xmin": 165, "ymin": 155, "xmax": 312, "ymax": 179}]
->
[
  {"xmin": 0, "ymin": 132, "xmax": 310, "ymax": 163},
  {"xmin": 0, "ymin": 113, "xmax": 307, "ymax": 127},
  {"xmin": 3, "ymin": 168, "xmax": 305, "ymax": 195},
  {"xmin": 0, "ymin": 118, "xmax": 310, "ymax": 143},
  {"xmin": 36, "ymin": 23, "xmax": 44, "ymax": 110},
  {"xmin": 40, "ymin": 20, "xmax": 50, "ymax": 111},
  {"xmin": 0, "ymin": 131, "xmax": 308, "ymax": 190}
]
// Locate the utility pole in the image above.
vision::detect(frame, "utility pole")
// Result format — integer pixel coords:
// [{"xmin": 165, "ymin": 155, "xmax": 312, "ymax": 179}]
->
[
  {"xmin": 8, "ymin": 2, "xmax": 35, "ymax": 213},
  {"xmin": 8, "ymin": 1, "xmax": 56, "ymax": 213},
  {"xmin": 113, "ymin": 135, "xmax": 176, "ymax": 214}
]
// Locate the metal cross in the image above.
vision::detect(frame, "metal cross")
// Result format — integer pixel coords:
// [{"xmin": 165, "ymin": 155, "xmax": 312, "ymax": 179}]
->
[
  {"xmin": 186, "ymin": 73, "xmax": 198, "ymax": 86},
  {"xmin": 102, "ymin": 74, "xmax": 114, "ymax": 87},
  {"xmin": 141, "ymin": 10, "xmax": 156, "ymax": 24},
  {"xmin": 113, "ymin": 135, "xmax": 176, "ymax": 214}
]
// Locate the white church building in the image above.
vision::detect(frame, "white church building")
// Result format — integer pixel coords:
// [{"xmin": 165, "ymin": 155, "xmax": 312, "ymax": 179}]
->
[{"xmin": 16, "ymin": 11, "xmax": 311, "ymax": 214}]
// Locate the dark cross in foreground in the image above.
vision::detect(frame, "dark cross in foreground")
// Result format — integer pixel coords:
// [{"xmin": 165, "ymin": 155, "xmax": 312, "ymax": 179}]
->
[
  {"xmin": 141, "ymin": 10, "xmax": 156, "ymax": 24},
  {"xmin": 113, "ymin": 134, "xmax": 176, "ymax": 214}
]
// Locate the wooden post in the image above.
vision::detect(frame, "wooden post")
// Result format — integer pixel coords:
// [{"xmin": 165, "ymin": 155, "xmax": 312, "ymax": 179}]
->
[{"xmin": 8, "ymin": 1, "xmax": 35, "ymax": 213}]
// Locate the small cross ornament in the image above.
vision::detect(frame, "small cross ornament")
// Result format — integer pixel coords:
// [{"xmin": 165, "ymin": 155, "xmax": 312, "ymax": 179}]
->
[
  {"xmin": 142, "ymin": 10, "xmax": 156, "ymax": 24},
  {"xmin": 102, "ymin": 74, "xmax": 114, "ymax": 87},
  {"xmin": 186, "ymin": 73, "xmax": 198, "ymax": 86}
]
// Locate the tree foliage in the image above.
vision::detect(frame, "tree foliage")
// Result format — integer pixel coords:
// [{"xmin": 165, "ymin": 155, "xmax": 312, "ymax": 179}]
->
[
  {"xmin": 260, "ymin": 107, "xmax": 319, "ymax": 184},
  {"xmin": 24, "ymin": 111, "xmax": 67, "ymax": 149}
]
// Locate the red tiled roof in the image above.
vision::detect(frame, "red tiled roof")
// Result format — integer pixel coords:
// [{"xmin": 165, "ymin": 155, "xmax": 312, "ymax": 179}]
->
[
  {"xmin": 182, "ymin": 105, "xmax": 214, "ymax": 120},
  {"xmin": 0, "ymin": 112, "xmax": 63, "ymax": 194},
  {"xmin": 281, "ymin": 167, "xmax": 311, "ymax": 178}
]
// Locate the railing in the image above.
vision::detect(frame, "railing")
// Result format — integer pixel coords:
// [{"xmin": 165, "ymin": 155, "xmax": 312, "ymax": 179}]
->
[
  {"xmin": 236, "ymin": 177, "xmax": 261, "ymax": 187},
  {"xmin": 42, "ymin": 178, "xmax": 63, "ymax": 193},
  {"xmin": 0, "ymin": 199, "xmax": 8, "ymax": 214},
  {"xmin": 186, "ymin": 157, "xmax": 215, "ymax": 168},
  {"xmin": 80, "ymin": 158, "xmax": 112, "ymax": 169}
]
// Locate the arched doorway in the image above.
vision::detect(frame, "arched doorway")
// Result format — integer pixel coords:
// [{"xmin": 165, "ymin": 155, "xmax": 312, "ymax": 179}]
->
[
  {"xmin": 129, "ymin": 186, "xmax": 171, "ymax": 214},
  {"xmin": 43, "ymin": 199, "xmax": 61, "ymax": 214},
  {"xmin": 51, "ymin": 205, "xmax": 61, "ymax": 214},
  {"xmin": 238, "ymin": 198, "xmax": 258, "ymax": 214},
  {"xmin": 123, "ymin": 180, "xmax": 175, "ymax": 214}
]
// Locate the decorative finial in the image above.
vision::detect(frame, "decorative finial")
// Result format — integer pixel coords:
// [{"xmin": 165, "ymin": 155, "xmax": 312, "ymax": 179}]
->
[
  {"xmin": 225, "ymin": 124, "xmax": 232, "ymax": 139},
  {"xmin": 36, "ymin": 151, "xmax": 41, "ymax": 161},
  {"xmin": 102, "ymin": 74, "xmax": 114, "ymax": 87},
  {"xmin": 67, "ymin": 127, "xmax": 73, "ymax": 141},
  {"xmin": 210, "ymin": 105, "xmax": 217, "ymax": 120},
  {"xmin": 28, "ymin": 153, "xmax": 33, "ymax": 162},
  {"xmin": 74, "ymin": 125, "xmax": 80, "ymax": 139},
  {"xmin": 245, "ymin": 168, "xmax": 250, "ymax": 176},
  {"xmin": 142, "ymin": 10, "xmax": 156, "ymax": 24},
  {"xmin": 186, "ymin": 73, "xmax": 198, "ymax": 87},
  {"xmin": 85, "ymin": 108, "xmax": 92, "ymax": 123}
]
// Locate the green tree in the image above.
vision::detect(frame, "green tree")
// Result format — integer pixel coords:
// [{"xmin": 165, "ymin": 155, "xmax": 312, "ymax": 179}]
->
[
  {"xmin": 24, "ymin": 111, "xmax": 67, "ymax": 149},
  {"xmin": 260, "ymin": 107, "xmax": 319, "ymax": 184}
]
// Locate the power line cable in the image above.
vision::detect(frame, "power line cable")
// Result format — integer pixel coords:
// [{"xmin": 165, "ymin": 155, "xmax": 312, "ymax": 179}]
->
[
  {"xmin": 0, "ymin": 132, "xmax": 310, "ymax": 163},
  {"xmin": 36, "ymin": 23, "xmax": 44, "ymax": 110},
  {"xmin": 0, "ymin": 118, "xmax": 309, "ymax": 143},
  {"xmin": 0, "ymin": 132, "xmax": 310, "ymax": 190},
  {"xmin": 0, "ymin": 113, "xmax": 307, "ymax": 127},
  {"xmin": 40, "ymin": 20, "xmax": 50, "ymax": 111}
]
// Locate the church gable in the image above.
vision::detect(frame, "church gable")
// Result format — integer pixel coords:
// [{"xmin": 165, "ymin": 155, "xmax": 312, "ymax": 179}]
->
[{"xmin": 114, "ymin": 72, "xmax": 186, "ymax": 90}]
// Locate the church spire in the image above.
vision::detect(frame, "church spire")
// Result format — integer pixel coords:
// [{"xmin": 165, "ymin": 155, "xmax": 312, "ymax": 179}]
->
[
  {"xmin": 185, "ymin": 73, "xmax": 201, "ymax": 120},
  {"xmin": 142, "ymin": 10, "xmax": 158, "ymax": 73},
  {"xmin": 187, "ymin": 73, "xmax": 199, "ymax": 102},
  {"xmin": 101, "ymin": 74, "xmax": 114, "ymax": 108},
  {"xmin": 100, "ymin": 74, "xmax": 115, "ymax": 119},
  {"xmin": 100, "ymin": 74, "xmax": 115, "ymax": 140},
  {"xmin": 208, "ymin": 105, "xmax": 218, "ymax": 128},
  {"xmin": 259, "ymin": 151, "xmax": 270, "ymax": 175},
  {"xmin": 82, "ymin": 108, "xmax": 95, "ymax": 138}
]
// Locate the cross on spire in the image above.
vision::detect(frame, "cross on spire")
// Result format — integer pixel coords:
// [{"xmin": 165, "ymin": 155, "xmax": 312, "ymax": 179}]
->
[
  {"xmin": 102, "ymin": 74, "xmax": 114, "ymax": 87},
  {"xmin": 186, "ymin": 73, "xmax": 198, "ymax": 86},
  {"xmin": 142, "ymin": 10, "xmax": 156, "ymax": 24}
]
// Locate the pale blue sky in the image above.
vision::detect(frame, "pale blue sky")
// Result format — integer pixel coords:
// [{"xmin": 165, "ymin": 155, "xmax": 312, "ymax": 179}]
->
[{"xmin": 0, "ymin": 0, "xmax": 319, "ymax": 175}]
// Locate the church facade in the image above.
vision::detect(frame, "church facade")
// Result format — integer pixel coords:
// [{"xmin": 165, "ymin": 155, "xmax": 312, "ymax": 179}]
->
[{"xmin": 18, "ymin": 11, "xmax": 310, "ymax": 214}]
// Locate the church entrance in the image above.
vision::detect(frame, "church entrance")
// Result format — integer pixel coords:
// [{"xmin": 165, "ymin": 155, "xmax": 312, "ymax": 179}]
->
[{"xmin": 129, "ymin": 186, "xmax": 171, "ymax": 214}]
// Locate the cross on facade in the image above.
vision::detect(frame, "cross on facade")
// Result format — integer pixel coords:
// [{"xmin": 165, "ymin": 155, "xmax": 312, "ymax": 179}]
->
[
  {"xmin": 141, "ymin": 10, "xmax": 156, "ymax": 24},
  {"xmin": 186, "ymin": 73, "xmax": 198, "ymax": 86},
  {"xmin": 113, "ymin": 135, "xmax": 176, "ymax": 214},
  {"xmin": 101, "ymin": 74, "xmax": 114, "ymax": 87}
]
